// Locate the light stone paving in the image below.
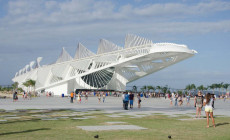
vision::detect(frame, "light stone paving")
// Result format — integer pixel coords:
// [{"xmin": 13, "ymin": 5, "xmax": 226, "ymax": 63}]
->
[
  {"xmin": 5, "ymin": 117, "xmax": 21, "ymax": 119},
  {"xmin": 0, "ymin": 120, "xmax": 7, "ymax": 122},
  {"xmin": 77, "ymin": 125, "xmax": 147, "ymax": 131},
  {"xmin": 41, "ymin": 118, "xmax": 58, "ymax": 120},
  {"xmin": 2, "ymin": 115, "xmax": 17, "ymax": 117},
  {"xmin": 106, "ymin": 115, "xmax": 122, "ymax": 118},
  {"xmin": 84, "ymin": 116, "xmax": 96, "ymax": 118},
  {"xmin": 1, "ymin": 96, "xmax": 230, "ymax": 117},
  {"xmin": 106, "ymin": 122, "xmax": 127, "ymax": 124},
  {"xmin": 56, "ymin": 117, "xmax": 69, "ymax": 119},
  {"xmin": 31, "ymin": 115, "xmax": 48, "ymax": 117},
  {"xmin": 72, "ymin": 117, "xmax": 88, "ymax": 120}
]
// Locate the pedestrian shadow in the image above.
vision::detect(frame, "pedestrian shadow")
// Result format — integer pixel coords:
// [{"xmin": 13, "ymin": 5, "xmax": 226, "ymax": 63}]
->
[
  {"xmin": 0, "ymin": 128, "xmax": 51, "ymax": 136},
  {"xmin": 216, "ymin": 122, "xmax": 229, "ymax": 127}
]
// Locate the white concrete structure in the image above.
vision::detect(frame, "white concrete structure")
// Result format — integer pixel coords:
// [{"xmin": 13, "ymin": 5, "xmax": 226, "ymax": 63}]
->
[{"xmin": 12, "ymin": 34, "xmax": 197, "ymax": 96}]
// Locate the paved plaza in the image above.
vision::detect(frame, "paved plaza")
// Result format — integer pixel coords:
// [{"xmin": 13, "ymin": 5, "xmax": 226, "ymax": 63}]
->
[{"xmin": 1, "ymin": 96, "xmax": 230, "ymax": 117}]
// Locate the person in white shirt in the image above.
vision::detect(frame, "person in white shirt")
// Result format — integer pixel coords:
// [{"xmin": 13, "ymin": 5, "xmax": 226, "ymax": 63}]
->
[{"xmin": 203, "ymin": 93, "xmax": 215, "ymax": 128}]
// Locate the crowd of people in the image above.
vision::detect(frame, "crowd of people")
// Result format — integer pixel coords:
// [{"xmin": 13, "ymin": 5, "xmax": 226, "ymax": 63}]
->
[
  {"xmin": 11, "ymin": 89, "xmax": 229, "ymax": 128},
  {"xmin": 67, "ymin": 90, "xmax": 144, "ymax": 110}
]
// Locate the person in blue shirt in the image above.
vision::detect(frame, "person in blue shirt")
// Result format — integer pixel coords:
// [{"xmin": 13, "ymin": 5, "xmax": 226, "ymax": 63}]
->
[{"xmin": 124, "ymin": 92, "xmax": 129, "ymax": 110}]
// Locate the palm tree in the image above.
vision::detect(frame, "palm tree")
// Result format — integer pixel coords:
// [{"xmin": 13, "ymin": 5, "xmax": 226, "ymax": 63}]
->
[
  {"xmin": 156, "ymin": 86, "xmax": 161, "ymax": 96},
  {"xmin": 162, "ymin": 86, "xmax": 168, "ymax": 94},
  {"xmin": 217, "ymin": 82, "xmax": 224, "ymax": 96},
  {"xmin": 223, "ymin": 83, "xmax": 230, "ymax": 94},
  {"xmin": 23, "ymin": 81, "xmax": 29, "ymax": 92},
  {"xmin": 17, "ymin": 87, "xmax": 24, "ymax": 93},
  {"xmin": 190, "ymin": 84, "xmax": 196, "ymax": 95},
  {"xmin": 208, "ymin": 84, "xmax": 216, "ymax": 94},
  {"xmin": 197, "ymin": 85, "xmax": 204, "ymax": 93},
  {"xmin": 0, "ymin": 86, "xmax": 2, "ymax": 91},
  {"xmin": 12, "ymin": 82, "xmax": 19, "ymax": 91},
  {"xmin": 27, "ymin": 79, "xmax": 36, "ymax": 96},
  {"xmin": 147, "ymin": 86, "xmax": 153, "ymax": 92},
  {"xmin": 203, "ymin": 86, "xmax": 208, "ymax": 94},
  {"xmin": 185, "ymin": 84, "xmax": 192, "ymax": 95},
  {"xmin": 142, "ymin": 85, "xmax": 147, "ymax": 93},
  {"xmin": 152, "ymin": 86, "xmax": 156, "ymax": 93},
  {"xmin": 178, "ymin": 90, "xmax": 183, "ymax": 96}
]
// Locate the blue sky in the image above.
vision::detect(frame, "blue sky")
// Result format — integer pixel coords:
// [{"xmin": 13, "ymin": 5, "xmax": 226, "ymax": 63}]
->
[{"xmin": 0, "ymin": 0, "xmax": 230, "ymax": 89}]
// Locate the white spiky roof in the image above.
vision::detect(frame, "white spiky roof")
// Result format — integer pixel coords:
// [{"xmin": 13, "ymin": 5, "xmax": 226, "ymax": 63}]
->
[
  {"xmin": 124, "ymin": 34, "xmax": 153, "ymax": 49},
  {"xmin": 15, "ymin": 34, "xmax": 154, "ymax": 77},
  {"xmin": 35, "ymin": 57, "xmax": 43, "ymax": 68},
  {"xmin": 56, "ymin": 47, "xmax": 73, "ymax": 63},
  {"xmin": 74, "ymin": 43, "xmax": 95, "ymax": 59},
  {"xmin": 97, "ymin": 39, "xmax": 123, "ymax": 54}
]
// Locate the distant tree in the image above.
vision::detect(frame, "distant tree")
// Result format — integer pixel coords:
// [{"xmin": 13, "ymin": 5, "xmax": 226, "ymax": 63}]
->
[
  {"xmin": 223, "ymin": 83, "xmax": 230, "ymax": 94},
  {"xmin": 147, "ymin": 86, "xmax": 153, "ymax": 92},
  {"xmin": 162, "ymin": 86, "xmax": 168, "ymax": 94},
  {"xmin": 220, "ymin": 82, "xmax": 224, "ymax": 95},
  {"xmin": 27, "ymin": 79, "xmax": 36, "ymax": 96},
  {"xmin": 208, "ymin": 84, "xmax": 216, "ymax": 94},
  {"xmin": 141, "ymin": 85, "xmax": 147, "ymax": 93},
  {"xmin": 190, "ymin": 84, "xmax": 196, "ymax": 95},
  {"xmin": 203, "ymin": 86, "xmax": 208, "ymax": 94},
  {"xmin": 178, "ymin": 90, "xmax": 183, "ymax": 96},
  {"xmin": 168, "ymin": 90, "xmax": 171, "ymax": 94},
  {"xmin": 17, "ymin": 87, "xmax": 24, "ymax": 93},
  {"xmin": 6, "ymin": 86, "xmax": 12, "ymax": 91},
  {"xmin": 0, "ymin": 85, "xmax": 2, "ymax": 91},
  {"xmin": 12, "ymin": 82, "xmax": 19, "ymax": 90},
  {"xmin": 185, "ymin": 84, "xmax": 192, "ymax": 95},
  {"xmin": 197, "ymin": 85, "xmax": 204, "ymax": 93},
  {"xmin": 156, "ymin": 86, "xmax": 161, "ymax": 95},
  {"xmin": 152, "ymin": 86, "xmax": 156, "ymax": 93},
  {"xmin": 216, "ymin": 82, "xmax": 223, "ymax": 96},
  {"xmin": 184, "ymin": 90, "xmax": 188, "ymax": 95},
  {"xmin": 23, "ymin": 81, "xmax": 29, "ymax": 92}
]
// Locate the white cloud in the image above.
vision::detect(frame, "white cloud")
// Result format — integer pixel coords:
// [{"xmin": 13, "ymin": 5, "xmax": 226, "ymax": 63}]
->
[
  {"xmin": 0, "ymin": 0, "xmax": 230, "ymax": 53},
  {"xmin": 45, "ymin": 1, "xmax": 58, "ymax": 10},
  {"xmin": 1, "ymin": 0, "xmax": 230, "ymax": 26}
]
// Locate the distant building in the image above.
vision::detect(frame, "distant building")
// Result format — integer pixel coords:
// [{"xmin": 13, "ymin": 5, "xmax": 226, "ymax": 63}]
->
[{"xmin": 12, "ymin": 34, "xmax": 197, "ymax": 96}]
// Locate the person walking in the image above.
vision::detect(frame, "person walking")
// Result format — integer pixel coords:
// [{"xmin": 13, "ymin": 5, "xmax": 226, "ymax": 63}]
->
[
  {"xmin": 224, "ymin": 95, "xmax": 226, "ymax": 102},
  {"xmin": 124, "ymin": 92, "xmax": 129, "ymax": 110},
  {"xmin": 28, "ymin": 92, "xmax": 32, "ymax": 100},
  {"xmin": 194, "ymin": 91, "xmax": 204, "ymax": 118},
  {"xmin": 178, "ymin": 95, "xmax": 183, "ymax": 106},
  {"xmin": 204, "ymin": 93, "xmax": 215, "ymax": 128},
  {"xmin": 77, "ymin": 93, "xmax": 81, "ymax": 104},
  {"xmin": 23, "ymin": 91, "xmax": 26, "ymax": 99},
  {"xmin": 129, "ymin": 92, "xmax": 134, "ymax": 109},
  {"xmin": 186, "ymin": 94, "xmax": 191, "ymax": 106},
  {"xmin": 13, "ymin": 91, "xmax": 18, "ymax": 102},
  {"xmin": 85, "ymin": 92, "xmax": 88, "ymax": 102},
  {"xmin": 174, "ymin": 94, "xmax": 178, "ymax": 106},
  {"xmin": 102, "ymin": 93, "xmax": 106, "ymax": 103},
  {"xmin": 70, "ymin": 92, "xmax": 74, "ymax": 103},
  {"xmin": 137, "ymin": 93, "xmax": 141, "ymax": 108},
  {"xmin": 98, "ymin": 93, "xmax": 101, "ymax": 103},
  {"xmin": 122, "ymin": 92, "xmax": 125, "ymax": 108}
]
